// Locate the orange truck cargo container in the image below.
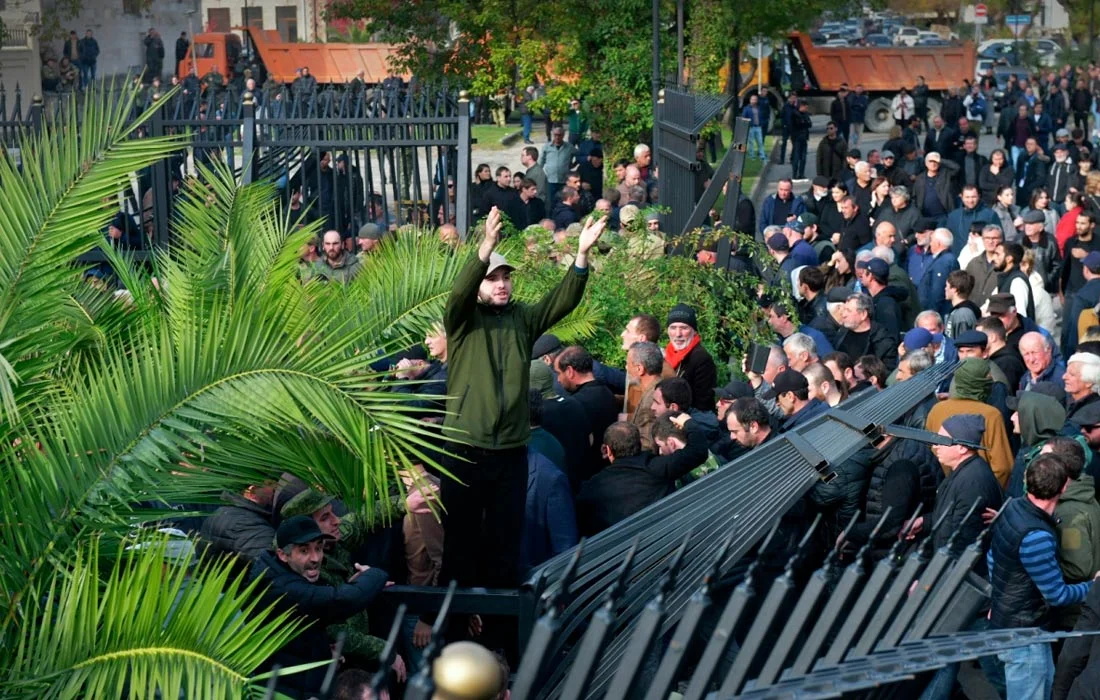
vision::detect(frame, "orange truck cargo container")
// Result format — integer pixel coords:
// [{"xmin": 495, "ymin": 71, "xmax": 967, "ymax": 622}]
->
[
  {"xmin": 177, "ymin": 27, "xmax": 410, "ymax": 87},
  {"xmin": 735, "ymin": 32, "xmax": 976, "ymax": 133}
]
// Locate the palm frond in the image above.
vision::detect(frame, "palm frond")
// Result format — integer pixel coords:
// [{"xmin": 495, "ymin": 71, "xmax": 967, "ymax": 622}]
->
[
  {"xmin": 0, "ymin": 80, "xmax": 186, "ymax": 430},
  {"xmin": 4, "ymin": 532, "xmax": 305, "ymax": 699}
]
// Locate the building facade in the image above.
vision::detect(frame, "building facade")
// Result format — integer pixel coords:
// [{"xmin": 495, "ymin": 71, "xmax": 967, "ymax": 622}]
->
[
  {"xmin": 40, "ymin": 0, "xmax": 199, "ymax": 80},
  {"xmin": 199, "ymin": 0, "xmax": 324, "ymax": 43}
]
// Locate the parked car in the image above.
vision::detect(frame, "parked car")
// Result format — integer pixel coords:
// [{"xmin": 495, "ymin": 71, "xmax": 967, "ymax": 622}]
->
[
  {"xmin": 864, "ymin": 33, "xmax": 892, "ymax": 46},
  {"xmin": 916, "ymin": 31, "xmax": 943, "ymax": 44},
  {"xmin": 918, "ymin": 37, "xmax": 950, "ymax": 46},
  {"xmin": 979, "ymin": 38, "xmax": 1061, "ymax": 67},
  {"xmin": 894, "ymin": 27, "xmax": 920, "ymax": 46},
  {"xmin": 825, "ymin": 38, "xmax": 852, "ymax": 47},
  {"xmin": 975, "ymin": 57, "xmax": 996, "ymax": 83}
]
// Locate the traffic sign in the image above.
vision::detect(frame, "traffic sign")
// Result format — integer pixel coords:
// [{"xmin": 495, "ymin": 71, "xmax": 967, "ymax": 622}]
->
[
  {"xmin": 1005, "ymin": 14, "xmax": 1031, "ymax": 25},
  {"xmin": 975, "ymin": 2, "xmax": 987, "ymax": 16}
]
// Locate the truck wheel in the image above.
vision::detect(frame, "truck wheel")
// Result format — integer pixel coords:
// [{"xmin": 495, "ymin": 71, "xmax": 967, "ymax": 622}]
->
[{"xmin": 864, "ymin": 97, "xmax": 893, "ymax": 133}]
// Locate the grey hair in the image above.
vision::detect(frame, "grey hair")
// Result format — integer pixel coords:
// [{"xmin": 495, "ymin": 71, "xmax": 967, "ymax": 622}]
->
[
  {"xmin": 933, "ymin": 228, "xmax": 954, "ymax": 249},
  {"xmin": 783, "ymin": 332, "xmax": 818, "ymax": 360},
  {"xmin": 767, "ymin": 344, "xmax": 789, "ymax": 369},
  {"xmin": 982, "ymin": 223, "xmax": 1004, "ymax": 240},
  {"xmin": 871, "ymin": 245, "xmax": 896, "ymax": 265},
  {"xmin": 1070, "ymin": 353, "xmax": 1100, "ymax": 391},
  {"xmin": 846, "ymin": 292, "xmax": 874, "ymax": 316},
  {"xmin": 889, "ymin": 186, "xmax": 910, "ymax": 201},
  {"xmin": 628, "ymin": 341, "xmax": 664, "ymax": 376},
  {"xmin": 763, "ymin": 224, "xmax": 784, "ymax": 239},
  {"xmin": 903, "ymin": 349, "xmax": 934, "ymax": 374},
  {"xmin": 855, "ymin": 249, "xmax": 875, "ymax": 264},
  {"xmin": 915, "ymin": 309, "xmax": 944, "ymax": 330}
]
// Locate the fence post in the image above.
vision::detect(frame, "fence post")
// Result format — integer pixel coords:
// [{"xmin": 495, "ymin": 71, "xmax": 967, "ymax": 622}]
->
[
  {"xmin": 241, "ymin": 91, "xmax": 255, "ymax": 185},
  {"xmin": 27, "ymin": 93, "xmax": 42, "ymax": 133},
  {"xmin": 456, "ymin": 90, "xmax": 471, "ymax": 238},
  {"xmin": 150, "ymin": 96, "xmax": 171, "ymax": 250}
]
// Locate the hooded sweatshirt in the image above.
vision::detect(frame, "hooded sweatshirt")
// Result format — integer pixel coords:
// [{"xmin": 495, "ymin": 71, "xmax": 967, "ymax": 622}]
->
[
  {"xmin": 1055, "ymin": 474, "xmax": 1100, "ymax": 629},
  {"xmin": 1006, "ymin": 392, "xmax": 1067, "ymax": 498}
]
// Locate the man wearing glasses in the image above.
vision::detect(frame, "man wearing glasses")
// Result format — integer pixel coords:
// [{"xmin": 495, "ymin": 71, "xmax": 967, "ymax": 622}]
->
[{"xmin": 965, "ymin": 224, "xmax": 1006, "ymax": 308}]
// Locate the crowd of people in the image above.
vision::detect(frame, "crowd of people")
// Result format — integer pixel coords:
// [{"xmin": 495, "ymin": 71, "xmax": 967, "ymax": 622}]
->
[{"xmin": 92, "ymin": 62, "xmax": 1100, "ymax": 699}]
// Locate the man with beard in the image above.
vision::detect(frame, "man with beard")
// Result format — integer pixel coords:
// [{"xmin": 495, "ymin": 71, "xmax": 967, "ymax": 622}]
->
[
  {"xmin": 1062, "ymin": 211, "xmax": 1100, "ymax": 297},
  {"xmin": 664, "ymin": 304, "xmax": 717, "ymax": 411},
  {"xmin": 440, "ymin": 207, "xmax": 607, "ymax": 590},
  {"xmin": 309, "ymin": 230, "xmax": 362, "ymax": 284},
  {"xmin": 992, "ymin": 241, "xmax": 1036, "ymax": 321}
]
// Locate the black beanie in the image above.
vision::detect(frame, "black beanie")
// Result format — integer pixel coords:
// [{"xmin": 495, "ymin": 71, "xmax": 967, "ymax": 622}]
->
[{"xmin": 667, "ymin": 303, "xmax": 698, "ymax": 331}]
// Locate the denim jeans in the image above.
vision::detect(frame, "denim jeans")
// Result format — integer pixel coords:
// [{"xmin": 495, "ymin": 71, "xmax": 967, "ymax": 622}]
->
[
  {"xmin": 748, "ymin": 125, "xmax": 766, "ymax": 160},
  {"xmin": 521, "ymin": 113, "xmax": 533, "ymax": 142},
  {"xmin": 919, "ymin": 615, "xmax": 1005, "ymax": 700},
  {"xmin": 997, "ymin": 643, "xmax": 1053, "ymax": 700},
  {"xmin": 850, "ymin": 123, "xmax": 863, "ymax": 146},
  {"xmin": 80, "ymin": 61, "xmax": 95, "ymax": 86},
  {"xmin": 778, "ymin": 127, "xmax": 789, "ymax": 164}
]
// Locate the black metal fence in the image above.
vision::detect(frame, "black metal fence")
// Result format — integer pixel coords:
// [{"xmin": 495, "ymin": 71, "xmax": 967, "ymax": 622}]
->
[{"xmin": 0, "ymin": 81, "xmax": 473, "ymax": 249}]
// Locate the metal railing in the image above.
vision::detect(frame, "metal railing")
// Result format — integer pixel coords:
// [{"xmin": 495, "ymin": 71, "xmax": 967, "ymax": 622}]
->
[{"xmin": 0, "ymin": 81, "xmax": 474, "ymax": 254}]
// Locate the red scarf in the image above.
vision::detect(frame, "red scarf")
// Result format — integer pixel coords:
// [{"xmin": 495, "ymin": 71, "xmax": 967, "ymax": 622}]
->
[{"xmin": 664, "ymin": 334, "xmax": 700, "ymax": 370}]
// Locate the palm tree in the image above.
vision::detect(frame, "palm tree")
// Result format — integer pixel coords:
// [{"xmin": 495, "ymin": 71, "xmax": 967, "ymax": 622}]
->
[{"xmin": 0, "ymin": 79, "xmax": 479, "ymax": 697}]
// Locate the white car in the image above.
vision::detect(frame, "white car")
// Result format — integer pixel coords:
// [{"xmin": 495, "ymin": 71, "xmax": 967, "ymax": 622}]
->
[
  {"xmin": 975, "ymin": 58, "xmax": 996, "ymax": 83},
  {"xmin": 916, "ymin": 31, "xmax": 942, "ymax": 44},
  {"xmin": 894, "ymin": 27, "xmax": 920, "ymax": 47}
]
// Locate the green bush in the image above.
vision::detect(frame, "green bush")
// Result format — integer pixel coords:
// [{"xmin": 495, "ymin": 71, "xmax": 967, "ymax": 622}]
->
[{"xmin": 499, "ymin": 223, "xmax": 793, "ymax": 379}]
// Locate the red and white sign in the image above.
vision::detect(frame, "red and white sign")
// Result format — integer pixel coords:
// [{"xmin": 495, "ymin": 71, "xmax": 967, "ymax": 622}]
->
[{"xmin": 975, "ymin": 3, "xmax": 987, "ymax": 17}]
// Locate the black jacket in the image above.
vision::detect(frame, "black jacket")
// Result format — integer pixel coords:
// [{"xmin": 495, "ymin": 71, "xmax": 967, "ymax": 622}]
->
[
  {"xmin": 251, "ymin": 551, "xmax": 389, "ymax": 699},
  {"xmin": 833, "ymin": 323, "xmax": 900, "ymax": 370},
  {"xmin": 675, "ymin": 342, "xmax": 717, "ymax": 411},
  {"xmin": 542, "ymin": 393, "xmax": 595, "ymax": 491},
  {"xmin": 199, "ymin": 494, "xmax": 275, "ymax": 563},
  {"xmin": 809, "ymin": 445, "xmax": 875, "ymax": 546},
  {"xmin": 1054, "ymin": 582, "xmax": 1100, "ymax": 700},
  {"xmin": 930, "ymin": 454, "xmax": 1003, "ymax": 561},
  {"xmin": 871, "ymin": 285, "xmax": 908, "ymax": 341},
  {"xmin": 989, "ymin": 497, "xmax": 1058, "ymax": 629},
  {"xmin": 837, "ymin": 213, "xmax": 872, "ymax": 253},
  {"xmin": 912, "ymin": 166, "xmax": 959, "ymax": 216},
  {"xmin": 569, "ymin": 380, "xmax": 619, "ymax": 479},
  {"xmin": 1015, "ymin": 151, "xmax": 1050, "ymax": 204},
  {"xmin": 576, "ymin": 419, "xmax": 709, "ymax": 535}
]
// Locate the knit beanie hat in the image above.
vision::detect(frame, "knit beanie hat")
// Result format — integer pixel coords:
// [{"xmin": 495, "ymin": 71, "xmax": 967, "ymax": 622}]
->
[{"xmin": 667, "ymin": 303, "xmax": 698, "ymax": 331}]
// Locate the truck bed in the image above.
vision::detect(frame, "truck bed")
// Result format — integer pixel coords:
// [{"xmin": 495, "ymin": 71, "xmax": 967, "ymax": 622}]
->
[
  {"xmin": 790, "ymin": 32, "xmax": 975, "ymax": 92},
  {"xmin": 250, "ymin": 29, "xmax": 408, "ymax": 84}
]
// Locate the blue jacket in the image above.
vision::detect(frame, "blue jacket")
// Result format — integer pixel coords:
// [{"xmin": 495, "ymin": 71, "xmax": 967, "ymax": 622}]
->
[
  {"xmin": 758, "ymin": 193, "xmax": 806, "ymax": 234},
  {"xmin": 1020, "ymin": 360, "xmax": 1066, "ymax": 392},
  {"xmin": 780, "ymin": 325, "xmax": 834, "ymax": 357},
  {"xmin": 781, "ymin": 398, "xmax": 830, "ymax": 432},
  {"xmin": 741, "ymin": 101, "xmax": 771, "ymax": 130},
  {"xmin": 946, "ymin": 205, "xmax": 995, "ymax": 256},
  {"xmin": 1062, "ymin": 278, "xmax": 1100, "ymax": 354},
  {"xmin": 847, "ymin": 93, "xmax": 870, "ymax": 123},
  {"xmin": 907, "ymin": 245, "xmax": 933, "ymax": 288},
  {"xmin": 790, "ymin": 240, "xmax": 819, "ymax": 268},
  {"xmin": 919, "ymin": 250, "xmax": 959, "ymax": 315},
  {"xmin": 521, "ymin": 449, "xmax": 579, "ymax": 573}
]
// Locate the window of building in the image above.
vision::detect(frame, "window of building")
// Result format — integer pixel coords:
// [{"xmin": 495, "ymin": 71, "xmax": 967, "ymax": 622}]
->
[
  {"xmin": 207, "ymin": 8, "xmax": 230, "ymax": 33},
  {"xmin": 275, "ymin": 6, "xmax": 298, "ymax": 43},
  {"xmin": 122, "ymin": 0, "xmax": 142, "ymax": 16},
  {"xmin": 242, "ymin": 7, "xmax": 263, "ymax": 30}
]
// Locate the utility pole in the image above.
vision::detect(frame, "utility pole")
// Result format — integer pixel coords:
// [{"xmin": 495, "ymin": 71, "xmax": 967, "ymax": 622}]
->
[
  {"xmin": 1091, "ymin": 0, "xmax": 1096, "ymax": 63},
  {"xmin": 652, "ymin": 0, "xmax": 660, "ymax": 156},
  {"xmin": 677, "ymin": 0, "xmax": 684, "ymax": 89}
]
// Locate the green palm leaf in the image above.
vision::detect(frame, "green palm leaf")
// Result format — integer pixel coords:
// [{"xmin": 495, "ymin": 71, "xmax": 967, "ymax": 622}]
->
[
  {"xmin": 0, "ymin": 79, "xmax": 186, "ymax": 431},
  {"xmin": 4, "ymin": 532, "xmax": 306, "ymax": 699}
]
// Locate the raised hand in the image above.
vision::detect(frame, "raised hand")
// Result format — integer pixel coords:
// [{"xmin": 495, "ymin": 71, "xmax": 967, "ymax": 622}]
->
[{"xmin": 479, "ymin": 207, "xmax": 503, "ymax": 261}]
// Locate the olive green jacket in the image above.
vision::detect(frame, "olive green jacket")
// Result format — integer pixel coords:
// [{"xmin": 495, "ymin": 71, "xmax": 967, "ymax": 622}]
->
[{"xmin": 444, "ymin": 254, "xmax": 588, "ymax": 449}]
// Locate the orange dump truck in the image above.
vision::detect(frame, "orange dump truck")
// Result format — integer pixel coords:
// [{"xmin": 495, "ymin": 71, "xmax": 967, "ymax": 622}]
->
[
  {"xmin": 177, "ymin": 28, "xmax": 410, "ymax": 86},
  {"xmin": 787, "ymin": 32, "xmax": 976, "ymax": 132}
]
